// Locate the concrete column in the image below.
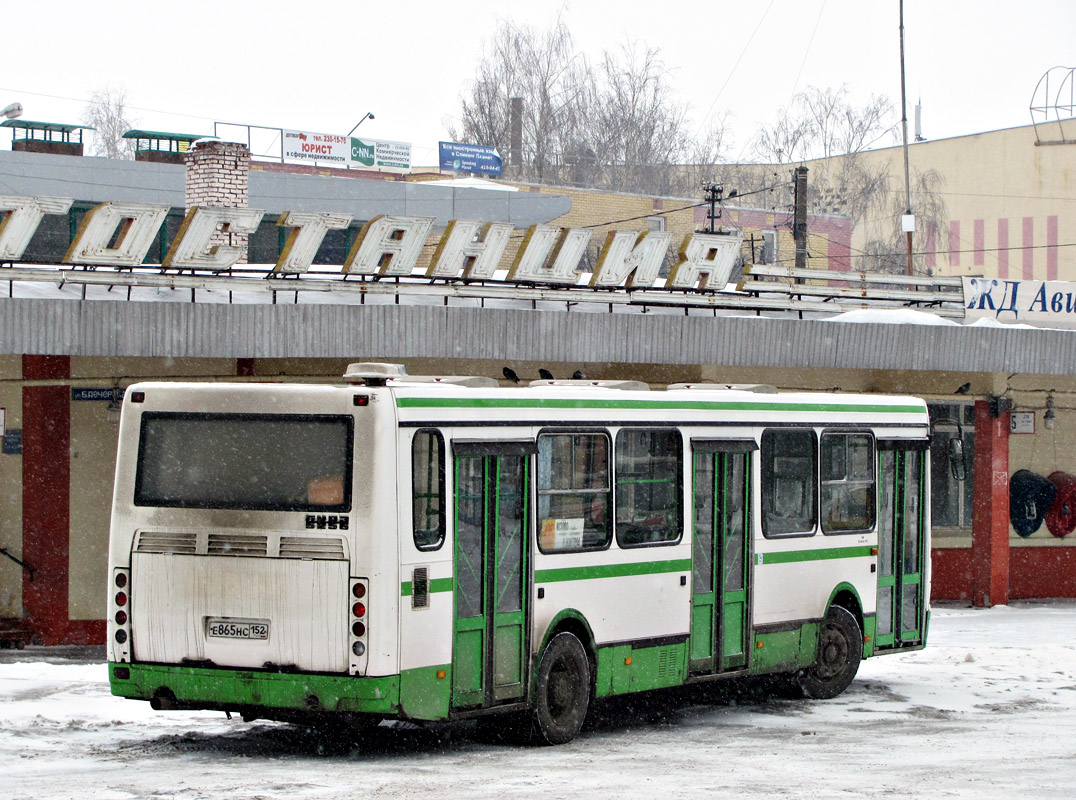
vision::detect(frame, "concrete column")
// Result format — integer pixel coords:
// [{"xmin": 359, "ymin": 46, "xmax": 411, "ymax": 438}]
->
[
  {"xmin": 970, "ymin": 400, "xmax": 1010, "ymax": 606},
  {"xmin": 21, "ymin": 355, "xmax": 71, "ymax": 645}
]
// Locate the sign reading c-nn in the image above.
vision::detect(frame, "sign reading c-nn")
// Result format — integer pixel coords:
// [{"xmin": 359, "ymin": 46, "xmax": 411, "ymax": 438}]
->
[{"xmin": 0, "ymin": 195, "xmax": 743, "ymax": 292}]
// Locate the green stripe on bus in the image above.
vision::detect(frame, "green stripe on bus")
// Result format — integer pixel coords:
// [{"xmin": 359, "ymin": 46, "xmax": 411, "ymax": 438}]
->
[
  {"xmin": 400, "ymin": 577, "xmax": 454, "ymax": 597},
  {"xmin": 396, "ymin": 397, "xmax": 923, "ymax": 414},
  {"xmin": 535, "ymin": 558, "xmax": 692, "ymax": 584},
  {"xmin": 759, "ymin": 545, "xmax": 874, "ymax": 565}
]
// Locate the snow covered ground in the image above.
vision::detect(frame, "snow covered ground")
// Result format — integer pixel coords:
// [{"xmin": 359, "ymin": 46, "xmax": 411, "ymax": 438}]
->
[{"xmin": 3, "ymin": 602, "xmax": 1075, "ymax": 799}]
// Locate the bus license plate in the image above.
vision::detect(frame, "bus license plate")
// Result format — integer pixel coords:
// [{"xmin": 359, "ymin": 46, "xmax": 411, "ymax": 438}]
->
[{"xmin": 206, "ymin": 617, "xmax": 270, "ymax": 641}]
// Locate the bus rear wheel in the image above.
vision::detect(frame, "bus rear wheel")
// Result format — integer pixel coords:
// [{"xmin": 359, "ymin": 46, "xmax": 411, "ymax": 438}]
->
[
  {"xmin": 533, "ymin": 632, "xmax": 591, "ymax": 745},
  {"xmin": 799, "ymin": 606, "xmax": 862, "ymax": 700}
]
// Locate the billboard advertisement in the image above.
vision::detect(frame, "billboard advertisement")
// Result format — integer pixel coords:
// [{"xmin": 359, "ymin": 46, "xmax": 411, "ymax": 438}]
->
[
  {"xmin": 350, "ymin": 137, "xmax": 411, "ymax": 170},
  {"xmin": 283, "ymin": 130, "xmax": 350, "ymax": 164},
  {"xmin": 439, "ymin": 141, "xmax": 503, "ymax": 176},
  {"xmin": 283, "ymin": 129, "xmax": 411, "ymax": 170}
]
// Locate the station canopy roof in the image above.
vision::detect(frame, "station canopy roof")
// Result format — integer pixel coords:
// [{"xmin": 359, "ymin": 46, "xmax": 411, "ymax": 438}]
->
[
  {"xmin": 0, "ymin": 120, "xmax": 95, "ymax": 133},
  {"xmin": 1, "ymin": 120, "xmax": 94, "ymax": 142},
  {"xmin": 122, "ymin": 129, "xmax": 203, "ymax": 142}
]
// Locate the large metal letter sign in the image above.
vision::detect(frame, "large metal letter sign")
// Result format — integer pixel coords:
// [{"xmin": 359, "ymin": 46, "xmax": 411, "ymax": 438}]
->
[
  {"xmin": 427, "ymin": 220, "xmax": 513, "ymax": 279},
  {"xmin": 163, "ymin": 207, "xmax": 266, "ymax": 271},
  {"xmin": 508, "ymin": 225, "xmax": 592, "ymax": 284},
  {"xmin": 0, "ymin": 192, "xmax": 758, "ymax": 300},
  {"xmin": 65, "ymin": 202, "xmax": 170, "ymax": 266},
  {"xmin": 0, "ymin": 195, "xmax": 74, "ymax": 261},
  {"xmin": 342, "ymin": 215, "xmax": 434, "ymax": 276},
  {"xmin": 273, "ymin": 211, "xmax": 353, "ymax": 274},
  {"xmin": 666, "ymin": 233, "xmax": 741, "ymax": 290},
  {"xmin": 590, "ymin": 230, "xmax": 671, "ymax": 288}
]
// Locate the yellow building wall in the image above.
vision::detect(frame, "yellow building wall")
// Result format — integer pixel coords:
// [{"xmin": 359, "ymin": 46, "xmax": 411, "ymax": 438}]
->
[
  {"xmin": 0, "ymin": 355, "xmax": 23, "ymax": 619},
  {"xmin": 807, "ymin": 123, "xmax": 1076, "ymax": 281}
]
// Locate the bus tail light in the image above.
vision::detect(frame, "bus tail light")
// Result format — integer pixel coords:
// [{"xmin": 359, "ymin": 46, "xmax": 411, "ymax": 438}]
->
[
  {"xmin": 111, "ymin": 567, "xmax": 132, "ymax": 663},
  {"xmin": 349, "ymin": 577, "xmax": 369, "ymax": 675}
]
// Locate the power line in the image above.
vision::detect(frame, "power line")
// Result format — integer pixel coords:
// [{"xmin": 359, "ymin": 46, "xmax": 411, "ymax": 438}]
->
[
  {"xmin": 693, "ymin": 1, "xmax": 775, "ymax": 138},
  {"xmin": 786, "ymin": 1, "xmax": 827, "ymax": 109},
  {"xmin": 0, "ymin": 85, "xmax": 220, "ymax": 126}
]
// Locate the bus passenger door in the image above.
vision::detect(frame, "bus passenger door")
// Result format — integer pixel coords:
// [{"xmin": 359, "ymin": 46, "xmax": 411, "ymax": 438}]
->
[
  {"xmin": 690, "ymin": 441, "xmax": 753, "ymax": 674},
  {"xmin": 876, "ymin": 444, "xmax": 927, "ymax": 649},
  {"xmin": 452, "ymin": 443, "xmax": 532, "ymax": 710}
]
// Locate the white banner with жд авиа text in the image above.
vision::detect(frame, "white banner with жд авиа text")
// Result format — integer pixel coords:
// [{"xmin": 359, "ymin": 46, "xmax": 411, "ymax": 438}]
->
[{"xmin": 963, "ymin": 277, "xmax": 1076, "ymax": 329}]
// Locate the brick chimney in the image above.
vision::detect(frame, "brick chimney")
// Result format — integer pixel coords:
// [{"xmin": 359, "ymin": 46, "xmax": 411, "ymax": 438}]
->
[{"xmin": 184, "ymin": 140, "xmax": 252, "ymax": 263}]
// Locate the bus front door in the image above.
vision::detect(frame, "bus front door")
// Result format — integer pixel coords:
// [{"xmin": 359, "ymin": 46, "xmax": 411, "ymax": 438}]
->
[
  {"xmin": 876, "ymin": 445, "xmax": 927, "ymax": 649},
  {"xmin": 690, "ymin": 442, "xmax": 753, "ymax": 674},
  {"xmin": 452, "ymin": 446, "xmax": 531, "ymax": 710}
]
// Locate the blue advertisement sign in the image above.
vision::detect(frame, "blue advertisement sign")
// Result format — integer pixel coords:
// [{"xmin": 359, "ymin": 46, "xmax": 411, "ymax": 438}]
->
[
  {"xmin": 3, "ymin": 429, "xmax": 21, "ymax": 455},
  {"xmin": 439, "ymin": 142, "xmax": 503, "ymax": 176}
]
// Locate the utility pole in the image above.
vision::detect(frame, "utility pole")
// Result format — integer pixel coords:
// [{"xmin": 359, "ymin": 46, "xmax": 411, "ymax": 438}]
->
[
  {"xmin": 701, "ymin": 183, "xmax": 723, "ymax": 233},
  {"xmin": 793, "ymin": 166, "xmax": 808, "ymax": 271},
  {"xmin": 899, "ymin": 1, "xmax": 914, "ymax": 276}
]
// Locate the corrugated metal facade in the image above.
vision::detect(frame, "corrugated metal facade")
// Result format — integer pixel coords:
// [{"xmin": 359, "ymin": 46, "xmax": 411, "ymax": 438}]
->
[{"xmin": 1, "ymin": 297, "xmax": 1073, "ymax": 374}]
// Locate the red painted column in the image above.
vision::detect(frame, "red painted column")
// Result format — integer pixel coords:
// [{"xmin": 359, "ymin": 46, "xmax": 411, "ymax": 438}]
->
[
  {"xmin": 970, "ymin": 401, "xmax": 1010, "ymax": 607},
  {"xmin": 21, "ymin": 356, "xmax": 71, "ymax": 645}
]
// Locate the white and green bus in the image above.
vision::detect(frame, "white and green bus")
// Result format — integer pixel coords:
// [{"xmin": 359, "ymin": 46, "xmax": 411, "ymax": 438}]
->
[{"xmin": 107, "ymin": 363, "xmax": 932, "ymax": 744}]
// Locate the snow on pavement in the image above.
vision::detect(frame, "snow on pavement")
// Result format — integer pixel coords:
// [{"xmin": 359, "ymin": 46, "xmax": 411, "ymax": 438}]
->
[{"xmin": 2, "ymin": 602, "xmax": 1075, "ymax": 799}]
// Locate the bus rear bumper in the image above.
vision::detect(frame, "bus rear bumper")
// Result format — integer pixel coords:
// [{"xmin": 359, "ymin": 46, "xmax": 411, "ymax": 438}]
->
[{"xmin": 109, "ymin": 662, "xmax": 400, "ymax": 716}]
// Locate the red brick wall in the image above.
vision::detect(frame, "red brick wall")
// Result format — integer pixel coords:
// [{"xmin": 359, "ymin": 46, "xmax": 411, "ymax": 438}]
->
[{"xmin": 1010, "ymin": 548, "xmax": 1076, "ymax": 599}]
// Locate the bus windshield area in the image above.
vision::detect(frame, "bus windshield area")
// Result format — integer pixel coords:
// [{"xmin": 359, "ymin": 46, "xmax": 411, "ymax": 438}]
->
[{"xmin": 134, "ymin": 413, "xmax": 353, "ymax": 512}]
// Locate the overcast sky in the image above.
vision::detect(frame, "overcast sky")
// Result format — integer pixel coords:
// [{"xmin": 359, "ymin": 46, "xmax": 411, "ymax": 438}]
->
[{"xmin": 1, "ymin": 0, "xmax": 1073, "ymax": 166}]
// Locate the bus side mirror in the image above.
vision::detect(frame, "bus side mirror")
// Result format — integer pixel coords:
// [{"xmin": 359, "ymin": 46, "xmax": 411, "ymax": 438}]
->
[{"xmin": 948, "ymin": 438, "xmax": 967, "ymax": 482}]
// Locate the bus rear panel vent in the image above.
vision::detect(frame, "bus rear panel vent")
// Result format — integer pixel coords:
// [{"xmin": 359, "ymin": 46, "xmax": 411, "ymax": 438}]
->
[{"xmin": 412, "ymin": 567, "xmax": 430, "ymax": 609}]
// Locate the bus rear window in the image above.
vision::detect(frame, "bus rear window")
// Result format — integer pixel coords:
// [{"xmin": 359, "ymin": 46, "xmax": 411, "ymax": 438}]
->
[{"xmin": 134, "ymin": 413, "xmax": 353, "ymax": 512}]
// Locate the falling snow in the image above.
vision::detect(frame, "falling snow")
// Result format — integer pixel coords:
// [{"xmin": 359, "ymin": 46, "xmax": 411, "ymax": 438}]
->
[{"xmin": 3, "ymin": 602, "xmax": 1075, "ymax": 799}]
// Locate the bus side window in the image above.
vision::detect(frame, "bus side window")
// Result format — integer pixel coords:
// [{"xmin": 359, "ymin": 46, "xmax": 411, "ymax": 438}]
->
[
  {"xmin": 615, "ymin": 428, "xmax": 683, "ymax": 547},
  {"xmin": 820, "ymin": 432, "xmax": 875, "ymax": 534},
  {"xmin": 412, "ymin": 430, "xmax": 445, "ymax": 551},
  {"xmin": 761, "ymin": 428, "xmax": 817, "ymax": 537},
  {"xmin": 537, "ymin": 432, "xmax": 611, "ymax": 553}
]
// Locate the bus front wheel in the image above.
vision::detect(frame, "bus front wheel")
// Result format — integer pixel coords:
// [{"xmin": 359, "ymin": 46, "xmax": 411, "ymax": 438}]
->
[
  {"xmin": 799, "ymin": 606, "xmax": 862, "ymax": 700},
  {"xmin": 533, "ymin": 632, "xmax": 591, "ymax": 745}
]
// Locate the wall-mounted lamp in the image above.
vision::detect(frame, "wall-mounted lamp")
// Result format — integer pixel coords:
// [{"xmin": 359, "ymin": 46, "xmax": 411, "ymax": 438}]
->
[
  {"xmin": 106, "ymin": 387, "xmax": 124, "ymax": 424},
  {"xmin": 1044, "ymin": 395, "xmax": 1056, "ymax": 430}
]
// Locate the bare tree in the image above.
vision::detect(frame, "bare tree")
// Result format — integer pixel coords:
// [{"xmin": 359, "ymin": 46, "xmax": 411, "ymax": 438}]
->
[
  {"xmin": 452, "ymin": 17, "xmax": 589, "ymax": 183},
  {"xmin": 753, "ymin": 86, "xmax": 895, "ymax": 163},
  {"xmin": 752, "ymin": 108, "xmax": 815, "ymax": 164},
  {"xmin": 82, "ymin": 87, "xmax": 137, "ymax": 159},
  {"xmin": 584, "ymin": 44, "xmax": 693, "ymax": 194},
  {"xmin": 452, "ymin": 20, "xmax": 718, "ymax": 195}
]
